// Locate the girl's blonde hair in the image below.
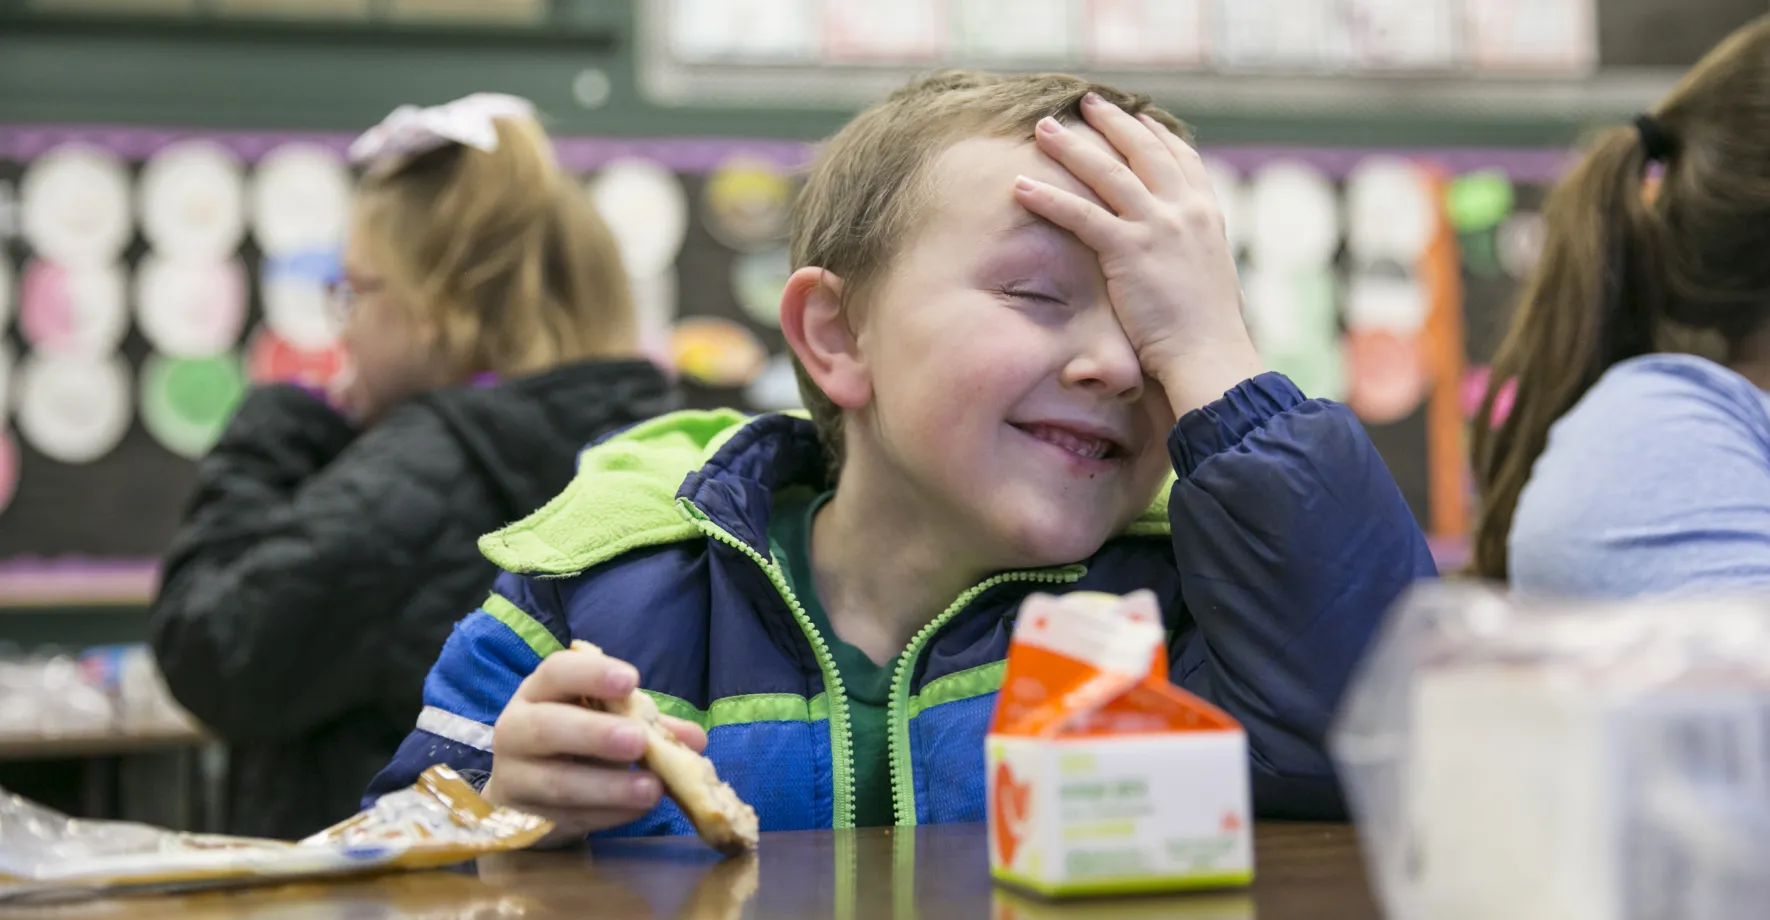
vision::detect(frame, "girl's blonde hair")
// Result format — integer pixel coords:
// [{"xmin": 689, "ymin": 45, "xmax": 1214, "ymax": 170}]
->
[{"xmin": 353, "ymin": 115, "xmax": 636, "ymax": 378}]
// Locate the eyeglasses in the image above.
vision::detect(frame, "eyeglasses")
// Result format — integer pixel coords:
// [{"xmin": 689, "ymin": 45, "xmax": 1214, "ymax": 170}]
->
[{"xmin": 324, "ymin": 277, "xmax": 386, "ymax": 324}]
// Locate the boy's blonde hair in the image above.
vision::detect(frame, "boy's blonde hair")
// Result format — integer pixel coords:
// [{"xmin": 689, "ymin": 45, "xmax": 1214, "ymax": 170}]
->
[
  {"xmin": 354, "ymin": 116, "xmax": 636, "ymax": 378},
  {"xmin": 790, "ymin": 70, "xmax": 1189, "ymax": 479}
]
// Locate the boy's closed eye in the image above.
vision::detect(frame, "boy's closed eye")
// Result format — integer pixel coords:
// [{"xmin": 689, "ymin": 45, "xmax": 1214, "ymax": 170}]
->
[{"xmin": 997, "ymin": 283, "xmax": 1066, "ymax": 305}]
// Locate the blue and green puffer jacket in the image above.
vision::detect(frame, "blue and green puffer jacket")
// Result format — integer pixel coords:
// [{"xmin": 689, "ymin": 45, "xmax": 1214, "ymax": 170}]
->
[{"xmin": 364, "ymin": 373, "xmax": 1436, "ymax": 832}]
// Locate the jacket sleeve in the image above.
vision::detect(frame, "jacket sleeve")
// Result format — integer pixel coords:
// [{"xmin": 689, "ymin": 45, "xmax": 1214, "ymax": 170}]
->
[
  {"xmin": 364, "ymin": 573, "xmax": 565, "ymax": 805},
  {"xmin": 150, "ymin": 385, "xmax": 489, "ymax": 744},
  {"xmin": 1164, "ymin": 373, "xmax": 1436, "ymax": 819}
]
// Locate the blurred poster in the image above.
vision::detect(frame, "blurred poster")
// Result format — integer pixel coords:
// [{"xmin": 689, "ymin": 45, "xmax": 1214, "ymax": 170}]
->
[
  {"xmin": 1084, "ymin": 0, "xmax": 1207, "ymax": 69},
  {"xmin": 669, "ymin": 0, "xmax": 820, "ymax": 63},
  {"xmin": 1464, "ymin": 0, "xmax": 1597, "ymax": 74},
  {"xmin": 1342, "ymin": 0, "xmax": 1459, "ymax": 70},
  {"xmin": 1214, "ymin": 0, "xmax": 1348, "ymax": 71},
  {"xmin": 823, "ymin": 0, "xmax": 945, "ymax": 62},
  {"xmin": 951, "ymin": 0, "xmax": 1074, "ymax": 64}
]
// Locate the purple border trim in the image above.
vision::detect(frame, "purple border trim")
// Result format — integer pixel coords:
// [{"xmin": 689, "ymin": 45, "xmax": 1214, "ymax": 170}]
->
[
  {"xmin": 0, "ymin": 126, "xmax": 821, "ymax": 175},
  {"xmin": 0, "ymin": 125, "xmax": 1577, "ymax": 181},
  {"xmin": 0, "ymin": 559, "xmax": 160, "ymax": 607}
]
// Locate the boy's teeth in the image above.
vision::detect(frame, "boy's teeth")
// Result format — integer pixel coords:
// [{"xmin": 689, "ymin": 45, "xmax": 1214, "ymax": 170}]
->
[{"xmin": 1024, "ymin": 424, "xmax": 1111, "ymax": 460}]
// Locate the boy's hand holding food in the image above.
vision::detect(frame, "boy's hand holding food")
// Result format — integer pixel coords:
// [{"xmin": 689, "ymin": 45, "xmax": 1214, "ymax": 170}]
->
[{"xmin": 485, "ymin": 643, "xmax": 707, "ymax": 848}]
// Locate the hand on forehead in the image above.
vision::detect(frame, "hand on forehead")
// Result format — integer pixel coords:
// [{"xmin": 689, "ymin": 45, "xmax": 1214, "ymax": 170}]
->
[{"xmin": 1030, "ymin": 119, "xmax": 1130, "ymax": 209}]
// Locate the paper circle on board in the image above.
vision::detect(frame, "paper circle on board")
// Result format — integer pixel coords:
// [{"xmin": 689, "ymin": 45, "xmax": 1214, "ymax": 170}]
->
[
  {"xmin": 671, "ymin": 316, "xmax": 768, "ymax": 388},
  {"xmin": 252, "ymin": 144, "xmax": 353, "ymax": 256},
  {"xmin": 1344, "ymin": 270, "xmax": 1430, "ymax": 335},
  {"xmin": 21, "ymin": 146, "xmax": 134, "ymax": 267},
  {"xmin": 1248, "ymin": 162, "xmax": 1341, "ymax": 269},
  {"xmin": 1497, "ymin": 211, "xmax": 1547, "ymax": 279},
  {"xmin": 1268, "ymin": 339, "xmax": 1348, "ymax": 404},
  {"xmin": 588, "ymin": 159, "xmax": 688, "ymax": 279},
  {"xmin": 245, "ymin": 326, "xmax": 347, "ymax": 388},
  {"xmin": 1241, "ymin": 267, "xmax": 1339, "ymax": 356},
  {"xmin": 1445, "ymin": 171, "xmax": 1514, "ymax": 234},
  {"xmin": 1346, "ymin": 157, "xmax": 1436, "ymax": 264},
  {"xmin": 702, "ymin": 156, "xmax": 793, "ymax": 252},
  {"xmin": 139, "ymin": 140, "xmax": 247, "ymax": 261},
  {"xmin": 19, "ymin": 260, "xmax": 129, "ymax": 356},
  {"xmin": 15, "ymin": 352, "xmax": 132, "ymax": 464},
  {"xmin": 135, "ymin": 255, "xmax": 248, "ymax": 358},
  {"xmin": 262, "ymin": 261, "xmax": 340, "ymax": 350},
  {"xmin": 1242, "ymin": 268, "xmax": 1344, "ymax": 401},
  {"xmin": 745, "ymin": 352, "xmax": 804, "ymax": 411},
  {"xmin": 1346, "ymin": 330, "xmax": 1427, "ymax": 424},
  {"xmin": 732, "ymin": 248, "xmax": 791, "ymax": 328},
  {"xmin": 0, "ymin": 430, "xmax": 17, "ymax": 516},
  {"xmin": 1202, "ymin": 158, "xmax": 1246, "ymax": 253},
  {"xmin": 140, "ymin": 353, "xmax": 247, "ymax": 459}
]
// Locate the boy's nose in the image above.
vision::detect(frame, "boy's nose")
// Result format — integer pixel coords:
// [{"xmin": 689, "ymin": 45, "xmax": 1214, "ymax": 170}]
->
[{"xmin": 1060, "ymin": 312, "xmax": 1144, "ymax": 400}]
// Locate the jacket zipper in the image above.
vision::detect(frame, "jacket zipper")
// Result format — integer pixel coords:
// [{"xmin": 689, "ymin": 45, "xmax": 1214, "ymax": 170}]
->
[
  {"xmin": 677, "ymin": 498, "xmax": 859, "ymax": 829},
  {"xmin": 885, "ymin": 565, "xmax": 1086, "ymax": 826}
]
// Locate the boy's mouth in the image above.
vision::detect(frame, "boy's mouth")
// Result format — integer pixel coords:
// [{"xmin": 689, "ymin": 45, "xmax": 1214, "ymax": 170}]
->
[{"xmin": 1010, "ymin": 422, "xmax": 1127, "ymax": 462}]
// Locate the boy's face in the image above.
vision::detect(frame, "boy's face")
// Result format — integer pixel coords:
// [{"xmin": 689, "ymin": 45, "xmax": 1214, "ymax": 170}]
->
[{"xmin": 845, "ymin": 127, "xmax": 1177, "ymax": 569}]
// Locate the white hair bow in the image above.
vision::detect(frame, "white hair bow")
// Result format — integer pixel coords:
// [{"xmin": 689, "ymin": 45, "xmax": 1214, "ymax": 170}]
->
[{"xmin": 348, "ymin": 93, "xmax": 536, "ymax": 171}]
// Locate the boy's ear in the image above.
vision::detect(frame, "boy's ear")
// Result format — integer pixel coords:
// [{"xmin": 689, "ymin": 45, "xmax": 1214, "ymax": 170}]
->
[{"xmin": 779, "ymin": 267, "xmax": 871, "ymax": 410}]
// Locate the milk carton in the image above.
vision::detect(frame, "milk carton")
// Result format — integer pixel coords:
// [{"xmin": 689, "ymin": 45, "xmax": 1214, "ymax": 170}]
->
[{"xmin": 986, "ymin": 590, "xmax": 1253, "ymax": 897}]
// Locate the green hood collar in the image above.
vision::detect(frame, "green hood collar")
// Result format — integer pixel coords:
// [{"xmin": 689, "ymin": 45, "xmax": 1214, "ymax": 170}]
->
[{"xmin": 479, "ymin": 409, "xmax": 1174, "ymax": 577}]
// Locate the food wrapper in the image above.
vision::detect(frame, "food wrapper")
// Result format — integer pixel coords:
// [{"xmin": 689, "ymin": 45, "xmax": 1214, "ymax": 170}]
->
[
  {"xmin": 1331, "ymin": 582, "xmax": 1770, "ymax": 920},
  {"xmin": 986, "ymin": 590, "xmax": 1253, "ymax": 898},
  {"xmin": 0, "ymin": 765, "xmax": 551, "ymax": 904}
]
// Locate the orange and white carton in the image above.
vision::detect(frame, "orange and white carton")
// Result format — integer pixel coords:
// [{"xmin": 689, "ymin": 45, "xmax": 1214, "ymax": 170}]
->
[{"xmin": 986, "ymin": 590, "xmax": 1253, "ymax": 898}]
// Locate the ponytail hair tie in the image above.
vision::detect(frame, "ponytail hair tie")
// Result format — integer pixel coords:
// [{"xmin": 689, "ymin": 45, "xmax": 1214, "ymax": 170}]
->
[{"xmin": 1633, "ymin": 114, "xmax": 1678, "ymax": 163}]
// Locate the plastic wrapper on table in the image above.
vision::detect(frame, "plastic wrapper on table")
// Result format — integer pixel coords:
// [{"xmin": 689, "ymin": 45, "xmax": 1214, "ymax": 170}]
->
[
  {"xmin": 0, "ymin": 765, "xmax": 552, "ymax": 904},
  {"xmin": 1331, "ymin": 582, "xmax": 1770, "ymax": 920}
]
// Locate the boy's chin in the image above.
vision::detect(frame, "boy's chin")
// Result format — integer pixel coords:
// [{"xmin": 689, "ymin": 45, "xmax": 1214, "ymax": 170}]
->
[{"xmin": 995, "ymin": 517, "xmax": 1119, "ymax": 571}]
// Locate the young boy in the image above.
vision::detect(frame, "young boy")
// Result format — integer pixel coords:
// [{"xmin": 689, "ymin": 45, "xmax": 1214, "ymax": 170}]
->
[{"xmin": 365, "ymin": 71, "xmax": 1435, "ymax": 846}]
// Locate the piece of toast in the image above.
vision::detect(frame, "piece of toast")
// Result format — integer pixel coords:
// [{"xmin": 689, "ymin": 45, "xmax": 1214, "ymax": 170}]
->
[{"xmin": 571, "ymin": 641, "xmax": 759, "ymax": 855}]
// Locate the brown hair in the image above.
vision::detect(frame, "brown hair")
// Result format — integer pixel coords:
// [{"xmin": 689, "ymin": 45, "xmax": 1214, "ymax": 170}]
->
[
  {"xmin": 1471, "ymin": 15, "xmax": 1770, "ymax": 581},
  {"xmin": 354, "ymin": 115, "xmax": 636, "ymax": 378},
  {"xmin": 790, "ymin": 69, "xmax": 1190, "ymax": 479}
]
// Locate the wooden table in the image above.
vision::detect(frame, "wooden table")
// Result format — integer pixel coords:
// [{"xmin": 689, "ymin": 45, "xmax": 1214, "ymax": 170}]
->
[{"xmin": 24, "ymin": 823, "xmax": 1380, "ymax": 919}]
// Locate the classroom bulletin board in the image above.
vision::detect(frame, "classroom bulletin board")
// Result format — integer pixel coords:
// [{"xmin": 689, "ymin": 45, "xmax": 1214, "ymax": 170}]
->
[{"xmin": 0, "ymin": 123, "xmax": 1566, "ymax": 600}]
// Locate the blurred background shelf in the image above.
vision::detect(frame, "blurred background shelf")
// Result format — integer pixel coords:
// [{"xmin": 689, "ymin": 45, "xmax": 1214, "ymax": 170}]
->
[{"xmin": 0, "ymin": 725, "xmax": 204, "ymax": 761}]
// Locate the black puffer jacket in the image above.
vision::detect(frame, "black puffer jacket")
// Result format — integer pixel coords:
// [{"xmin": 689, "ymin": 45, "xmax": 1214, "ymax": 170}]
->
[{"xmin": 151, "ymin": 360, "xmax": 675, "ymax": 840}]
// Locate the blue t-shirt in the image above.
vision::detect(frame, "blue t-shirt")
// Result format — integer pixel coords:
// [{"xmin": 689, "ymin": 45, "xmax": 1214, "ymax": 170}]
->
[{"xmin": 1510, "ymin": 354, "xmax": 1770, "ymax": 599}]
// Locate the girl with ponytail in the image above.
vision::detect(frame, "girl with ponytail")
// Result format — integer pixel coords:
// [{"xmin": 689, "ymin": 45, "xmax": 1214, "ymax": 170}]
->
[{"xmin": 1472, "ymin": 16, "xmax": 1770, "ymax": 596}]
